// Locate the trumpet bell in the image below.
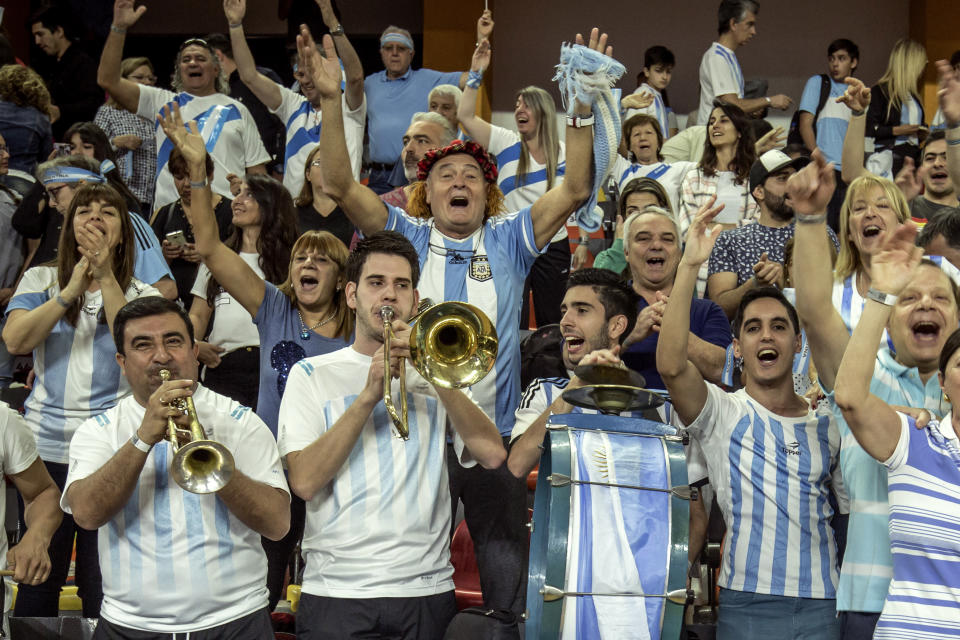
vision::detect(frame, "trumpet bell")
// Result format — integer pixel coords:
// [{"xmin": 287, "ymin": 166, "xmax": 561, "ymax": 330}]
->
[
  {"xmin": 171, "ymin": 439, "xmax": 236, "ymax": 494},
  {"xmin": 409, "ymin": 302, "xmax": 498, "ymax": 389}
]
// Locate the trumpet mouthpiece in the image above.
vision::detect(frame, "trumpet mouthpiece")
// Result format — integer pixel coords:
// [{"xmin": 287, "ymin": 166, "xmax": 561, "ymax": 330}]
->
[{"xmin": 379, "ymin": 306, "xmax": 395, "ymax": 321}]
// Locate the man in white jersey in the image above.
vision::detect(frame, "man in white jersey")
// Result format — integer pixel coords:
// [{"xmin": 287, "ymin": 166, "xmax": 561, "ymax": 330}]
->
[
  {"xmin": 658, "ymin": 197, "xmax": 843, "ymax": 639},
  {"xmin": 223, "ymin": 0, "xmax": 365, "ymax": 195},
  {"xmin": 309, "ymin": 24, "xmax": 599, "ymax": 615},
  {"xmin": 696, "ymin": 0, "xmax": 791, "ymax": 125},
  {"xmin": 0, "ymin": 405, "xmax": 62, "ymax": 636},
  {"xmin": 99, "ymin": 0, "xmax": 271, "ymax": 210},
  {"xmin": 277, "ymin": 231, "xmax": 505, "ymax": 639},
  {"xmin": 63, "ymin": 296, "xmax": 290, "ymax": 639},
  {"xmin": 792, "ymin": 152, "xmax": 960, "ymax": 639}
]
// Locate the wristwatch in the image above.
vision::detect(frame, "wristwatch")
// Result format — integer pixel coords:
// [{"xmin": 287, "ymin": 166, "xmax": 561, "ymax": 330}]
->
[
  {"xmin": 866, "ymin": 287, "xmax": 897, "ymax": 306},
  {"xmin": 330, "ymin": 24, "xmax": 345, "ymax": 36},
  {"xmin": 130, "ymin": 432, "xmax": 154, "ymax": 453}
]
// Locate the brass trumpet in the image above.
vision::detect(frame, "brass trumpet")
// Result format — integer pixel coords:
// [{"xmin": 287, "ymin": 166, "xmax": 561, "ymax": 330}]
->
[
  {"xmin": 159, "ymin": 370, "xmax": 235, "ymax": 493},
  {"xmin": 380, "ymin": 300, "xmax": 498, "ymax": 440}
]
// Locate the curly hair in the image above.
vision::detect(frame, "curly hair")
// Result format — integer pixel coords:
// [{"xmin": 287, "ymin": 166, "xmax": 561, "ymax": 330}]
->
[
  {"xmin": 0, "ymin": 64, "xmax": 52, "ymax": 115},
  {"xmin": 405, "ymin": 180, "xmax": 506, "ymax": 222},
  {"xmin": 206, "ymin": 174, "xmax": 297, "ymax": 301},
  {"xmin": 55, "ymin": 184, "xmax": 136, "ymax": 326}
]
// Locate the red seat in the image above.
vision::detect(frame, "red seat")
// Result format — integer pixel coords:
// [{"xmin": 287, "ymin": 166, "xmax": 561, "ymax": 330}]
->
[{"xmin": 450, "ymin": 519, "xmax": 484, "ymax": 610}]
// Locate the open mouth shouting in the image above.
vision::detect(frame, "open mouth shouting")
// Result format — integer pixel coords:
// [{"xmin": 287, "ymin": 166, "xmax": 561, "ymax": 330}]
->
[
  {"xmin": 860, "ymin": 223, "xmax": 883, "ymax": 240},
  {"xmin": 563, "ymin": 332, "xmax": 586, "ymax": 358},
  {"xmin": 756, "ymin": 347, "xmax": 779, "ymax": 366},
  {"xmin": 449, "ymin": 195, "xmax": 470, "ymax": 210},
  {"xmin": 910, "ymin": 318, "xmax": 942, "ymax": 346},
  {"xmin": 299, "ymin": 274, "xmax": 319, "ymax": 294}
]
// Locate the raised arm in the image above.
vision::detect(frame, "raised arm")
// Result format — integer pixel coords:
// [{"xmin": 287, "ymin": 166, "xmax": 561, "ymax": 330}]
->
[
  {"xmin": 656, "ymin": 196, "xmax": 723, "ymax": 425},
  {"xmin": 306, "ymin": 28, "xmax": 389, "ymax": 235},
  {"xmin": 456, "ymin": 38, "xmax": 493, "ymax": 149},
  {"xmin": 834, "ymin": 224, "xmax": 923, "ymax": 461},
  {"xmin": 316, "ymin": 0, "xmax": 364, "ymax": 110},
  {"xmin": 529, "ymin": 28, "xmax": 609, "ymax": 249},
  {"xmin": 937, "ymin": 59, "xmax": 960, "ymax": 191},
  {"xmin": 789, "ymin": 149, "xmax": 850, "ymax": 392},
  {"xmin": 98, "ymin": 0, "xmax": 146, "ymax": 113},
  {"xmin": 224, "ymin": 0, "xmax": 282, "ymax": 111},
  {"xmin": 158, "ymin": 104, "xmax": 266, "ymax": 317},
  {"xmin": 839, "ymin": 77, "xmax": 871, "ymax": 184}
]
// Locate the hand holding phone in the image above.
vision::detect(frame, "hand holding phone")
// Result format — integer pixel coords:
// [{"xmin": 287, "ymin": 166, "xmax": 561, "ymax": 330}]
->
[{"xmin": 165, "ymin": 230, "xmax": 187, "ymax": 247}]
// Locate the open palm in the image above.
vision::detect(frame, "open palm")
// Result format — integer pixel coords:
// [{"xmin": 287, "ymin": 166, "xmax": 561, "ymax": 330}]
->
[
  {"xmin": 297, "ymin": 26, "xmax": 342, "ymax": 100},
  {"xmin": 158, "ymin": 103, "xmax": 206, "ymax": 167}
]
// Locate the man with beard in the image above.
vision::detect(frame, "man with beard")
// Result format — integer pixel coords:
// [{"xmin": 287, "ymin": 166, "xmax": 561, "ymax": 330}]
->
[
  {"xmin": 707, "ymin": 150, "xmax": 839, "ymax": 318},
  {"xmin": 379, "ymin": 112, "xmax": 456, "ymax": 211},
  {"xmin": 507, "ymin": 268, "xmax": 638, "ymax": 479}
]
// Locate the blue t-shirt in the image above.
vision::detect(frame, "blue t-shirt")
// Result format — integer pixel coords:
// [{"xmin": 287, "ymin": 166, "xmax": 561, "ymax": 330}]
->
[
  {"xmin": 253, "ymin": 282, "xmax": 348, "ymax": 436},
  {"xmin": 364, "ymin": 68, "xmax": 463, "ymax": 163},
  {"xmin": 622, "ymin": 295, "xmax": 732, "ymax": 389},
  {"xmin": 129, "ymin": 212, "xmax": 173, "ymax": 287},
  {"xmin": 798, "ymin": 76, "xmax": 852, "ymax": 166}
]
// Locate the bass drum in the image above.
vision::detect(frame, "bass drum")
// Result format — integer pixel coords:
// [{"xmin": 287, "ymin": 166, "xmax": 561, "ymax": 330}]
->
[{"xmin": 525, "ymin": 412, "xmax": 689, "ymax": 640}]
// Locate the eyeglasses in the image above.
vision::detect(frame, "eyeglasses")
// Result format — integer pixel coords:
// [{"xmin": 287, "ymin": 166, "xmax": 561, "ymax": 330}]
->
[
  {"xmin": 128, "ymin": 73, "xmax": 157, "ymax": 83},
  {"xmin": 46, "ymin": 184, "xmax": 69, "ymax": 201},
  {"xmin": 310, "ymin": 160, "xmax": 323, "ymax": 167}
]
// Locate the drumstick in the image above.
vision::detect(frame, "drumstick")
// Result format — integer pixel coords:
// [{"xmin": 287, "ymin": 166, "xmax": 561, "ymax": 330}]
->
[{"xmin": 0, "ymin": 570, "xmax": 14, "ymax": 577}]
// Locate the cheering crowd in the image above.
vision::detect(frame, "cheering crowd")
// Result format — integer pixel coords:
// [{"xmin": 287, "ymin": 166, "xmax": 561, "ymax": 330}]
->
[{"xmin": 0, "ymin": 0, "xmax": 959, "ymax": 638}]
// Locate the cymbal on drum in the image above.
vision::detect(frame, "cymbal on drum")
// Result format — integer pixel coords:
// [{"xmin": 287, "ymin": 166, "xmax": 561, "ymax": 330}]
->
[{"xmin": 563, "ymin": 364, "xmax": 664, "ymax": 414}]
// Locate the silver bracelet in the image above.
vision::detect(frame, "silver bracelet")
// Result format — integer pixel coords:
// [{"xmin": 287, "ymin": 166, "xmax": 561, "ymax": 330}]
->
[
  {"xmin": 190, "ymin": 178, "xmax": 208, "ymax": 189},
  {"xmin": 796, "ymin": 213, "xmax": 827, "ymax": 225},
  {"xmin": 228, "ymin": 22, "xmax": 243, "ymax": 29},
  {"xmin": 110, "ymin": 25, "xmax": 126, "ymax": 34}
]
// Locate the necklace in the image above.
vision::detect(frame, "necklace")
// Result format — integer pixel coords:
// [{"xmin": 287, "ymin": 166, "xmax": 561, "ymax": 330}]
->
[{"xmin": 298, "ymin": 308, "xmax": 336, "ymax": 340}]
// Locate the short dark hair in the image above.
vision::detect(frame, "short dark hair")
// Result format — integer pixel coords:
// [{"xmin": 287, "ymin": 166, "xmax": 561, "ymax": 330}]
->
[
  {"xmin": 828, "ymin": 38, "xmax": 860, "ymax": 62},
  {"xmin": 918, "ymin": 211, "xmax": 960, "ymax": 251},
  {"xmin": 718, "ymin": 0, "xmax": 759, "ymax": 35},
  {"xmin": 950, "ymin": 49, "xmax": 960, "ymax": 69},
  {"xmin": 168, "ymin": 147, "xmax": 215, "ymax": 180},
  {"xmin": 939, "ymin": 328, "xmax": 960, "ymax": 377},
  {"xmin": 30, "ymin": 4, "xmax": 76, "ymax": 40},
  {"xmin": 565, "ymin": 269, "xmax": 640, "ymax": 346},
  {"xmin": 204, "ymin": 33, "xmax": 232, "ymax": 60},
  {"xmin": 643, "ymin": 46, "xmax": 675, "ymax": 70},
  {"xmin": 732, "ymin": 287, "xmax": 800, "ymax": 339},
  {"xmin": 920, "ymin": 128, "xmax": 947, "ymax": 157},
  {"xmin": 113, "ymin": 297, "xmax": 195, "ymax": 355},
  {"xmin": 64, "ymin": 122, "xmax": 116, "ymax": 165},
  {"xmin": 345, "ymin": 231, "xmax": 421, "ymax": 287}
]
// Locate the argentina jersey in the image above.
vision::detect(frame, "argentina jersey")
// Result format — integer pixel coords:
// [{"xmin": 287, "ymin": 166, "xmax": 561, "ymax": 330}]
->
[
  {"xmin": 697, "ymin": 42, "xmax": 744, "ymax": 126},
  {"xmin": 686, "ymin": 385, "xmax": 842, "ymax": 598},
  {"xmin": 273, "ymin": 85, "xmax": 365, "ymax": 196},
  {"xmin": 139, "ymin": 86, "xmax": 270, "ymax": 208},
  {"xmin": 487, "ymin": 124, "xmax": 566, "ymax": 212},
  {"xmin": 384, "ymin": 205, "xmax": 543, "ymax": 435},
  {"xmin": 8, "ymin": 267, "xmax": 159, "ymax": 463}
]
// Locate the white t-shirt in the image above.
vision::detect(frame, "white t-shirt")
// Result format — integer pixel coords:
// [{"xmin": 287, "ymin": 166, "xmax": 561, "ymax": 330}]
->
[
  {"xmin": 487, "ymin": 124, "xmax": 568, "ymax": 243},
  {"xmin": 190, "ymin": 253, "xmax": 262, "ymax": 355},
  {"xmin": 0, "ymin": 405, "xmax": 40, "ymax": 618},
  {"xmin": 277, "ymin": 346, "xmax": 472, "ymax": 598},
  {"xmin": 62, "ymin": 386, "xmax": 288, "ymax": 632},
  {"xmin": 697, "ymin": 42, "xmax": 744, "ymax": 127},
  {"xmin": 610, "ymin": 156, "xmax": 695, "ymax": 213},
  {"xmin": 138, "ymin": 87, "xmax": 271, "ymax": 208},
  {"xmin": 625, "ymin": 83, "xmax": 671, "ymax": 140},
  {"xmin": 272, "ymin": 85, "xmax": 365, "ymax": 196}
]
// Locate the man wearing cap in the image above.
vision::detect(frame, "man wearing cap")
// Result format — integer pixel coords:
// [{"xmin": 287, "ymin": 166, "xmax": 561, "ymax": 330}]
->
[
  {"xmin": 308, "ymin": 25, "xmax": 600, "ymax": 616},
  {"xmin": 364, "ymin": 15, "xmax": 491, "ymax": 194},
  {"xmin": 707, "ymin": 150, "xmax": 839, "ymax": 319},
  {"xmin": 98, "ymin": 0, "xmax": 271, "ymax": 210}
]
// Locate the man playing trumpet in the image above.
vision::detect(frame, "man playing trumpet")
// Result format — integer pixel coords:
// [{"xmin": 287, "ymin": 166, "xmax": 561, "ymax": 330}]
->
[
  {"xmin": 277, "ymin": 231, "xmax": 505, "ymax": 640},
  {"xmin": 63, "ymin": 296, "xmax": 290, "ymax": 638}
]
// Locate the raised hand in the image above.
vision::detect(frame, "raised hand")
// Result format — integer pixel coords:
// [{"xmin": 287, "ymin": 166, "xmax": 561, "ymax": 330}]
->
[
  {"xmin": 157, "ymin": 103, "xmax": 206, "ymax": 168},
  {"xmin": 936, "ymin": 59, "xmax": 960, "ymax": 126},
  {"xmin": 315, "ymin": 0, "xmax": 338, "ymax": 28},
  {"xmin": 786, "ymin": 148, "xmax": 836, "ymax": 217},
  {"xmin": 471, "ymin": 39, "xmax": 491, "ymax": 74},
  {"xmin": 894, "ymin": 156, "xmax": 923, "ymax": 202},
  {"xmin": 680, "ymin": 195, "xmax": 725, "ymax": 267},
  {"xmin": 76, "ymin": 222, "xmax": 114, "ymax": 282},
  {"xmin": 838, "ymin": 77, "xmax": 871, "ymax": 113},
  {"xmin": 477, "ymin": 9, "xmax": 494, "ymax": 41},
  {"xmin": 614, "ymin": 214, "xmax": 625, "ymax": 241},
  {"xmin": 61, "ymin": 257, "xmax": 92, "ymax": 303},
  {"xmin": 297, "ymin": 26, "xmax": 342, "ymax": 101},
  {"xmin": 755, "ymin": 126, "xmax": 786, "ymax": 155},
  {"xmin": 621, "ymin": 92, "xmax": 655, "ymax": 111},
  {"xmin": 871, "ymin": 221, "xmax": 923, "ymax": 296},
  {"xmin": 113, "ymin": 0, "xmax": 146, "ymax": 30},
  {"xmin": 223, "ymin": 0, "xmax": 246, "ymax": 25},
  {"xmin": 753, "ymin": 252, "xmax": 784, "ymax": 288},
  {"xmin": 574, "ymin": 27, "xmax": 612, "ymax": 57}
]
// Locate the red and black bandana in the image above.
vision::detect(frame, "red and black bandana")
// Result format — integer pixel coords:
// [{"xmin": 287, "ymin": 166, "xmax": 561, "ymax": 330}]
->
[{"xmin": 416, "ymin": 140, "xmax": 498, "ymax": 183}]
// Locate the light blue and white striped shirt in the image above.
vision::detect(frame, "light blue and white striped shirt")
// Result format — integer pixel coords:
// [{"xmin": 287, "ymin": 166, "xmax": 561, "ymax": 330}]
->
[
  {"xmin": 828, "ymin": 349, "xmax": 948, "ymax": 613},
  {"xmin": 697, "ymin": 42, "xmax": 744, "ymax": 127},
  {"xmin": 384, "ymin": 204, "xmax": 543, "ymax": 435},
  {"xmin": 62, "ymin": 386, "xmax": 288, "ymax": 632},
  {"xmin": 685, "ymin": 384, "xmax": 843, "ymax": 598},
  {"xmin": 625, "ymin": 83, "xmax": 671, "ymax": 140},
  {"xmin": 874, "ymin": 412, "xmax": 960, "ymax": 639}
]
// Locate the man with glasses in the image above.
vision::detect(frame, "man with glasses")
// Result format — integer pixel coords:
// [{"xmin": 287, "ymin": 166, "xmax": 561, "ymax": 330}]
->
[{"xmin": 97, "ymin": 0, "xmax": 271, "ymax": 209}]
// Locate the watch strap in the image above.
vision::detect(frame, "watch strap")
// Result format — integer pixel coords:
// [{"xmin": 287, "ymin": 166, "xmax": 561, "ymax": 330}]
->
[
  {"xmin": 130, "ymin": 432, "xmax": 154, "ymax": 453},
  {"xmin": 866, "ymin": 287, "xmax": 897, "ymax": 306}
]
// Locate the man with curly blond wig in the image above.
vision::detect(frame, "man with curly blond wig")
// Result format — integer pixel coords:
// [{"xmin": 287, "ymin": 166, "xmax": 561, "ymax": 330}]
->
[{"xmin": 0, "ymin": 65, "xmax": 54, "ymax": 174}]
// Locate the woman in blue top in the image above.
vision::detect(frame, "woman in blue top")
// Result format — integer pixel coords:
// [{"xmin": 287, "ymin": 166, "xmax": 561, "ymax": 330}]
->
[
  {"xmin": 834, "ymin": 223, "xmax": 960, "ymax": 640},
  {"xmin": 3, "ymin": 182, "xmax": 160, "ymax": 618},
  {"xmin": 160, "ymin": 103, "xmax": 351, "ymax": 610}
]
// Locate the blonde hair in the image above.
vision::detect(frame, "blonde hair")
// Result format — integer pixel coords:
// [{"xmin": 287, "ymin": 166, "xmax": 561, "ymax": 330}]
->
[
  {"xmin": 834, "ymin": 174, "xmax": 910, "ymax": 282},
  {"xmin": 516, "ymin": 87, "xmax": 560, "ymax": 191},
  {"xmin": 107, "ymin": 57, "xmax": 154, "ymax": 109},
  {"xmin": 877, "ymin": 38, "xmax": 926, "ymax": 119},
  {"xmin": 0, "ymin": 64, "xmax": 51, "ymax": 115},
  {"xmin": 277, "ymin": 231, "xmax": 353, "ymax": 342},
  {"xmin": 294, "ymin": 145, "xmax": 321, "ymax": 207}
]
